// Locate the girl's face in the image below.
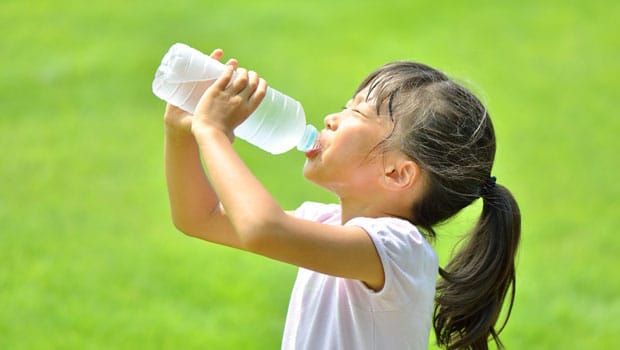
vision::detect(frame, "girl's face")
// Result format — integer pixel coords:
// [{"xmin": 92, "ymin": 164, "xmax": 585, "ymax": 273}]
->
[{"xmin": 303, "ymin": 88, "xmax": 395, "ymax": 195}]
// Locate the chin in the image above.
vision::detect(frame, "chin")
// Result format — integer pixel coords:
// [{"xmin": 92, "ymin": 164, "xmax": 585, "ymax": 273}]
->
[
  {"xmin": 302, "ymin": 162, "xmax": 314, "ymax": 180},
  {"xmin": 302, "ymin": 163, "xmax": 324, "ymax": 186}
]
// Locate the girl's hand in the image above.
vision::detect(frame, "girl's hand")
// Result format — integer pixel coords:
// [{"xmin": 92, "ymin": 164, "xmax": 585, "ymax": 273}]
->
[
  {"xmin": 191, "ymin": 65, "xmax": 267, "ymax": 142},
  {"xmin": 163, "ymin": 49, "xmax": 238, "ymax": 136}
]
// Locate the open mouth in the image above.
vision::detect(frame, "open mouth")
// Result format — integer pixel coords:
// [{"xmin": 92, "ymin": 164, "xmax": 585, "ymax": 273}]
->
[{"xmin": 304, "ymin": 136, "xmax": 322, "ymax": 159}]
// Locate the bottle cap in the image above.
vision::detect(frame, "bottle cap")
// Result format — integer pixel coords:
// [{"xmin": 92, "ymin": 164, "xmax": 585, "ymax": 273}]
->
[{"xmin": 296, "ymin": 125, "xmax": 318, "ymax": 152}]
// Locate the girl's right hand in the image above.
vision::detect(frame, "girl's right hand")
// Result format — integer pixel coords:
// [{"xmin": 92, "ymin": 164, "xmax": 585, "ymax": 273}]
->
[{"xmin": 163, "ymin": 48, "xmax": 238, "ymax": 135}]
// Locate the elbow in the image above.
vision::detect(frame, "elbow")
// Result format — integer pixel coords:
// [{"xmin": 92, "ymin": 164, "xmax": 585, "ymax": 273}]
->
[
  {"xmin": 171, "ymin": 219, "xmax": 194, "ymax": 237},
  {"xmin": 170, "ymin": 214, "xmax": 201, "ymax": 238}
]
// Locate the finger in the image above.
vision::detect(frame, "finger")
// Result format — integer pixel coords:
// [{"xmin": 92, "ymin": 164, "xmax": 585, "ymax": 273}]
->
[
  {"xmin": 229, "ymin": 68, "xmax": 249, "ymax": 94},
  {"xmin": 213, "ymin": 64, "xmax": 235, "ymax": 90},
  {"xmin": 225, "ymin": 58, "xmax": 238, "ymax": 70},
  {"xmin": 239, "ymin": 70, "xmax": 259, "ymax": 98},
  {"xmin": 209, "ymin": 48, "xmax": 224, "ymax": 60},
  {"xmin": 249, "ymin": 78, "xmax": 268, "ymax": 108}
]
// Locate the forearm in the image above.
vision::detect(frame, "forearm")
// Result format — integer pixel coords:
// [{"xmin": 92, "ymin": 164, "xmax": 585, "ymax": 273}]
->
[
  {"xmin": 164, "ymin": 127, "xmax": 219, "ymax": 232},
  {"xmin": 194, "ymin": 128, "xmax": 285, "ymax": 245},
  {"xmin": 192, "ymin": 129, "xmax": 383, "ymax": 288}
]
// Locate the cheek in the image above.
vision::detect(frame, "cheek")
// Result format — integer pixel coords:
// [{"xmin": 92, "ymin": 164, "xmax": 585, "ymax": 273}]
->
[{"xmin": 301, "ymin": 154, "xmax": 343, "ymax": 185}]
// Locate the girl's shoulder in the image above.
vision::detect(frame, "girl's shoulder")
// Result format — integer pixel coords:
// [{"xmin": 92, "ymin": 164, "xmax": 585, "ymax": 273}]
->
[
  {"xmin": 294, "ymin": 201, "xmax": 341, "ymax": 224},
  {"xmin": 346, "ymin": 216, "xmax": 428, "ymax": 249},
  {"xmin": 345, "ymin": 216, "xmax": 438, "ymax": 270}
]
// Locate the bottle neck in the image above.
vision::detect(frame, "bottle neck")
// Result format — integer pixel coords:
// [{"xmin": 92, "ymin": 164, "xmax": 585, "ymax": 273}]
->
[{"xmin": 296, "ymin": 124, "xmax": 318, "ymax": 152}]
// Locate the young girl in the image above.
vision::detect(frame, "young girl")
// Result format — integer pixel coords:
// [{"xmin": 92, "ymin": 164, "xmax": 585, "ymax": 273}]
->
[{"xmin": 163, "ymin": 49, "xmax": 521, "ymax": 350}]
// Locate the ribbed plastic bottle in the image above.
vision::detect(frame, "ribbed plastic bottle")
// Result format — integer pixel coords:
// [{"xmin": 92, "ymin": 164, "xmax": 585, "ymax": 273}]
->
[{"xmin": 152, "ymin": 43, "xmax": 317, "ymax": 155}]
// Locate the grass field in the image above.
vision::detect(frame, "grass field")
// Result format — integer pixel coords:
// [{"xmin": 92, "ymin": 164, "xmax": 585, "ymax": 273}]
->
[{"xmin": 1, "ymin": 0, "xmax": 618, "ymax": 348}]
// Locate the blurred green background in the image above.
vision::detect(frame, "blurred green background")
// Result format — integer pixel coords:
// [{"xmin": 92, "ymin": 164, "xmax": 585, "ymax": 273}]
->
[{"xmin": 1, "ymin": 0, "xmax": 618, "ymax": 348}]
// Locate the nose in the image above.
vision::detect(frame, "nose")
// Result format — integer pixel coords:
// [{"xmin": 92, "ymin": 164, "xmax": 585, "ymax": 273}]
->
[{"xmin": 324, "ymin": 113, "xmax": 338, "ymax": 130}]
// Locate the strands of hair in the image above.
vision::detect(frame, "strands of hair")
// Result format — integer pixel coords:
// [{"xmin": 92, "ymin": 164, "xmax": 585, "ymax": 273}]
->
[{"xmin": 358, "ymin": 62, "xmax": 521, "ymax": 349}]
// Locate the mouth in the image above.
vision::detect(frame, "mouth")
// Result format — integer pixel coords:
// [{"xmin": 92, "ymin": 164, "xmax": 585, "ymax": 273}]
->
[
  {"xmin": 304, "ymin": 136, "xmax": 323, "ymax": 159},
  {"xmin": 305, "ymin": 147, "xmax": 321, "ymax": 159}
]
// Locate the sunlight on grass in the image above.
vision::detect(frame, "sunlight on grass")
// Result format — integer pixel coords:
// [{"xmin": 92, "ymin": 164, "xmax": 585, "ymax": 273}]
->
[{"xmin": 1, "ymin": 0, "xmax": 618, "ymax": 348}]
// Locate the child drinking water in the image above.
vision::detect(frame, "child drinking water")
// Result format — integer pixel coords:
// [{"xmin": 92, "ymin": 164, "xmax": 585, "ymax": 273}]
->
[{"xmin": 163, "ymin": 49, "xmax": 521, "ymax": 350}]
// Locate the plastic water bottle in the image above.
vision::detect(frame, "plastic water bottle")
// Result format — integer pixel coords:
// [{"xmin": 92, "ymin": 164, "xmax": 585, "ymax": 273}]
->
[{"xmin": 152, "ymin": 43, "xmax": 318, "ymax": 154}]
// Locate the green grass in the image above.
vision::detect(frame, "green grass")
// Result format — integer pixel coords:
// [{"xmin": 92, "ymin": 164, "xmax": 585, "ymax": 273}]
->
[{"xmin": 1, "ymin": 0, "xmax": 618, "ymax": 348}]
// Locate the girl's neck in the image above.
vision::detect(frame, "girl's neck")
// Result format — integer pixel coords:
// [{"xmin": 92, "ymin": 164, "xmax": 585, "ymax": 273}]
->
[{"xmin": 338, "ymin": 197, "xmax": 405, "ymax": 224}]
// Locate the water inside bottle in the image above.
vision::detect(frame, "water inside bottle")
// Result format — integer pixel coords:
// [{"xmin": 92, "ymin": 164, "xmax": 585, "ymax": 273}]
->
[{"xmin": 154, "ymin": 43, "xmax": 312, "ymax": 155}]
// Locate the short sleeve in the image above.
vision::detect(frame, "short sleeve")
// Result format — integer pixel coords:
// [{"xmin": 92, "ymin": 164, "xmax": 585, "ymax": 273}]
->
[
  {"xmin": 345, "ymin": 217, "xmax": 438, "ymax": 308},
  {"xmin": 294, "ymin": 201, "xmax": 341, "ymax": 223}
]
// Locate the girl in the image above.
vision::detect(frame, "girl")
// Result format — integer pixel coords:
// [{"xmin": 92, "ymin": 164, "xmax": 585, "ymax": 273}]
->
[{"xmin": 163, "ymin": 49, "xmax": 520, "ymax": 350}]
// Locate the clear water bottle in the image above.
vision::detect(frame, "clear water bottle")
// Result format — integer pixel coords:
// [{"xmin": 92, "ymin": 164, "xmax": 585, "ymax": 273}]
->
[{"xmin": 152, "ymin": 43, "xmax": 317, "ymax": 155}]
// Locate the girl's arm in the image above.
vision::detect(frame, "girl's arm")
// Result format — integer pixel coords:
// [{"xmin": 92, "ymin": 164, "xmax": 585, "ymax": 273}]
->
[
  {"xmin": 190, "ymin": 65, "xmax": 385, "ymax": 290},
  {"xmin": 163, "ymin": 49, "xmax": 242, "ymax": 249},
  {"xmin": 164, "ymin": 116, "xmax": 241, "ymax": 249}
]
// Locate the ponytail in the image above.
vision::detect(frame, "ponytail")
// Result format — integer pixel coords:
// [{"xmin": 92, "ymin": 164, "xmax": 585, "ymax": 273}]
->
[
  {"xmin": 433, "ymin": 183, "xmax": 521, "ymax": 349},
  {"xmin": 355, "ymin": 60, "xmax": 522, "ymax": 349}
]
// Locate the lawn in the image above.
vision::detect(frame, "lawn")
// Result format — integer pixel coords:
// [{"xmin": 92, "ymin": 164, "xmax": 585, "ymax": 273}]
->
[{"xmin": 1, "ymin": 0, "xmax": 618, "ymax": 348}]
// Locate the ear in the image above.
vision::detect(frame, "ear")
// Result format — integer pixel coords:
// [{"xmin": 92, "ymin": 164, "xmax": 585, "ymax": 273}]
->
[{"xmin": 383, "ymin": 158, "xmax": 420, "ymax": 191}]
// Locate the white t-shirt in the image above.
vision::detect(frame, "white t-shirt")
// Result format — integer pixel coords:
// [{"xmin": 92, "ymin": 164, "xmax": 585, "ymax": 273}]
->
[{"xmin": 282, "ymin": 202, "xmax": 439, "ymax": 350}]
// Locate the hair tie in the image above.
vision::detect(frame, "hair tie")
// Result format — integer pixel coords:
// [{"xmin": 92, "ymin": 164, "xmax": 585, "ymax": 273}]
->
[{"xmin": 480, "ymin": 176, "xmax": 497, "ymax": 197}]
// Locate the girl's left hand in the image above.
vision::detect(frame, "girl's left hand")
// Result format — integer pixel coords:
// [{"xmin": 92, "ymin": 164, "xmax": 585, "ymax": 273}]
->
[{"xmin": 191, "ymin": 65, "xmax": 267, "ymax": 142}]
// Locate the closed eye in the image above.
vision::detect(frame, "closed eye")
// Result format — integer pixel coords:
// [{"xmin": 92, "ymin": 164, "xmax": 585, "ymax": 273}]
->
[
  {"xmin": 352, "ymin": 109, "xmax": 368, "ymax": 118},
  {"xmin": 343, "ymin": 106, "xmax": 368, "ymax": 118}
]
